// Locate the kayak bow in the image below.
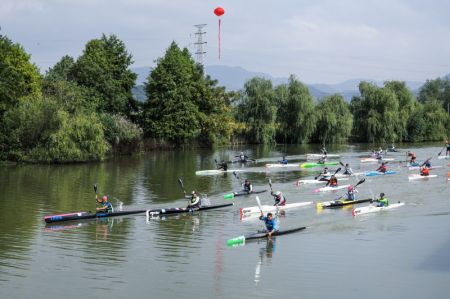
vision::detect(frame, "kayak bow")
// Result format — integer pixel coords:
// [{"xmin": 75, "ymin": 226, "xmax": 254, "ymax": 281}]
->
[{"xmin": 227, "ymin": 226, "xmax": 306, "ymax": 246}]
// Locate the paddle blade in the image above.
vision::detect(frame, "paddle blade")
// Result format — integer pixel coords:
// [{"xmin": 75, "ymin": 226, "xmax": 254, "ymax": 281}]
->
[
  {"xmin": 334, "ymin": 167, "xmax": 342, "ymax": 175},
  {"xmin": 316, "ymin": 202, "xmax": 323, "ymax": 209},
  {"xmin": 227, "ymin": 236, "xmax": 245, "ymax": 247},
  {"xmin": 93, "ymin": 184, "xmax": 97, "ymax": 193},
  {"xmin": 356, "ymin": 178, "xmax": 366, "ymax": 187},
  {"xmin": 224, "ymin": 193, "xmax": 234, "ymax": 200},
  {"xmin": 339, "ymin": 161, "xmax": 344, "ymax": 166},
  {"xmin": 255, "ymin": 196, "xmax": 263, "ymax": 213}
]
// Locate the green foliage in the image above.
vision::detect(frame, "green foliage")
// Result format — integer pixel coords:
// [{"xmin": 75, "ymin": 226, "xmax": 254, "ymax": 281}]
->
[
  {"xmin": 313, "ymin": 94, "xmax": 352, "ymax": 144},
  {"xmin": 71, "ymin": 34, "xmax": 137, "ymax": 115},
  {"xmin": 100, "ymin": 114, "xmax": 142, "ymax": 146},
  {"xmin": 0, "ymin": 34, "xmax": 41, "ymax": 115},
  {"xmin": 45, "ymin": 55, "xmax": 75, "ymax": 81},
  {"xmin": 407, "ymin": 100, "xmax": 450, "ymax": 141},
  {"xmin": 142, "ymin": 42, "xmax": 234, "ymax": 144},
  {"xmin": 418, "ymin": 77, "xmax": 450, "ymax": 112},
  {"xmin": 236, "ymin": 77, "xmax": 277, "ymax": 144},
  {"xmin": 278, "ymin": 75, "xmax": 316, "ymax": 143},
  {"xmin": 384, "ymin": 81, "xmax": 415, "ymax": 141}
]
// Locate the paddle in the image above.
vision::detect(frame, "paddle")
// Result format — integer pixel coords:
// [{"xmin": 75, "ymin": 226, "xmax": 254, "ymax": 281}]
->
[
  {"xmin": 420, "ymin": 157, "xmax": 432, "ymax": 167},
  {"xmin": 438, "ymin": 146, "xmax": 446, "ymax": 156},
  {"xmin": 177, "ymin": 178, "xmax": 186, "ymax": 196},
  {"xmin": 334, "ymin": 178, "xmax": 366, "ymax": 201},
  {"xmin": 255, "ymin": 196, "xmax": 264, "ymax": 214},
  {"xmin": 268, "ymin": 178, "xmax": 273, "ymax": 193}
]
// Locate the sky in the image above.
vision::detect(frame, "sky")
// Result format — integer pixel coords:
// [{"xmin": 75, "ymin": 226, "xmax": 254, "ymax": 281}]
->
[{"xmin": 1, "ymin": 0, "xmax": 449, "ymax": 84}]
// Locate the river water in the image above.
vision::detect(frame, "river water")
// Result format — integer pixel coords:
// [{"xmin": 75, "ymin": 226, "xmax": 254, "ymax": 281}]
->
[{"xmin": 1, "ymin": 143, "xmax": 449, "ymax": 299}]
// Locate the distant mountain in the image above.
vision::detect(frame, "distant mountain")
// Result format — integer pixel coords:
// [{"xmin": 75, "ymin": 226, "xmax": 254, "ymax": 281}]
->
[{"xmin": 131, "ymin": 65, "xmax": 435, "ymax": 102}]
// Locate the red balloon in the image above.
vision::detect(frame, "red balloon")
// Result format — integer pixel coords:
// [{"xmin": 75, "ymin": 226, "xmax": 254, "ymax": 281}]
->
[{"xmin": 214, "ymin": 6, "xmax": 225, "ymax": 17}]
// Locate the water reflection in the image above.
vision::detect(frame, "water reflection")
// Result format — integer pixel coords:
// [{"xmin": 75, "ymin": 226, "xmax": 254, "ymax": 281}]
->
[{"xmin": 254, "ymin": 239, "xmax": 276, "ymax": 285}]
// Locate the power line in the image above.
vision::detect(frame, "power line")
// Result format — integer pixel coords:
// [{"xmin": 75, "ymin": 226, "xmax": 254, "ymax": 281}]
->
[{"xmin": 193, "ymin": 24, "xmax": 207, "ymax": 65}]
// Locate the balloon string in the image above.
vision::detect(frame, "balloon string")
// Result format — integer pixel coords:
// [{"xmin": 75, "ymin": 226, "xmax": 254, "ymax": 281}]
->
[{"xmin": 218, "ymin": 18, "xmax": 221, "ymax": 60}]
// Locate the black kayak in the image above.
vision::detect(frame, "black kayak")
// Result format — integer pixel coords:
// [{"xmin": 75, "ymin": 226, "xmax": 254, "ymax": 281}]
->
[
  {"xmin": 245, "ymin": 226, "xmax": 306, "ymax": 241},
  {"xmin": 224, "ymin": 189, "xmax": 267, "ymax": 199},
  {"xmin": 318, "ymin": 198, "xmax": 372, "ymax": 209},
  {"xmin": 146, "ymin": 203, "xmax": 234, "ymax": 218},
  {"xmin": 44, "ymin": 209, "xmax": 147, "ymax": 223}
]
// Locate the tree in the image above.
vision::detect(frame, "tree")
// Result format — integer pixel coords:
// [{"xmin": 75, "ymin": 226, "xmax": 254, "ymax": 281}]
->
[
  {"xmin": 0, "ymin": 34, "xmax": 41, "ymax": 115},
  {"xmin": 313, "ymin": 94, "xmax": 352, "ymax": 144},
  {"xmin": 236, "ymin": 77, "xmax": 277, "ymax": 144},
  {"xmin": 418, "ymin": 77, "xmax": 450, "ymax": 114},
  {"xmin": 278, "ymin": 75, "xmax": 316, "ymax": 143},
  {"xmin": 384, "ymin": 81, "xmax": 415, "ymax": 141},
  {"xmin": 71, "ymin": 34, "xmax": 137, "ymax": 115},
  {"xmin": 407, "ymin": 100, "xmax": 450, "ymax": 141}
]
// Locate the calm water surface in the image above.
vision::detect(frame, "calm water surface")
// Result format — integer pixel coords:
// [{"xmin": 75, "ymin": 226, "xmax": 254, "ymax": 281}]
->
[{"xmin": 1, "ymin": 144, "xmax": 449, "ymax": 299}]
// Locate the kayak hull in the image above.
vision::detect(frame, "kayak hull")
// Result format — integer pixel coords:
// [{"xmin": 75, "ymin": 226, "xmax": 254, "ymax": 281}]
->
[
  {"xmin": 300, "ymin": 161, "xmax": 339, "ymax": 168},
  {"xmin": 306, "ymin": 154, "xmax": 340, "ymax": 160},
  {"xmin": 265, "ymin": 163, "xmax": 299, "ymax": 168},
  {"xmin": 297, "ymin": 177, "xmax": 349, "ymax": 185},
  {"xmin": 224, "ymin": 189, "xmax": 267, "ymax": 199},
  {"xmin": 146, "ymin": 203, "xmax": 234, "ymax": 218},
  {"xmin": 227, "ymin": 226, "xmax": 307, "ymax": 246},
  {"xmin": 240, "ymin": 202, "xmax": 312, "ymax": 215},
  {"xmin": 408, "ymin": 166, "xmax": 442, "ymax": 171},
  {"xmin": 44, "ymin": 209, "xmax": 147, "ymax": 223},
  {"xmin": 365, "ymin": 171, "xmax": 397, "ymax": 177},
  {"xmin": 360, "ymin": 158, "xmax": 394, "ymax": 163},
  {"xmin": 352, "ymin": 202, "xmax": 405, "ymax": 216},
  {"xmin": 313, "ymin": 185, "xmax": 350, "ymax": 193},
  {"xmin": 408, "ymin": 174, "xmax": 438, "ymax": 180},
  {"xmin": 195, "ymin": 169, "xmax": 244, "ymax": 175},
  {"xmin": 317, "ymin": 198, "xmax": 372, "ymax": 208}
]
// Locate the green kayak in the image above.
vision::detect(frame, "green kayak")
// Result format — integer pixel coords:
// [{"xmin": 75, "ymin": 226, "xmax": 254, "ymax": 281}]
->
[{"xmin": 300, "ymin": 161, "xmax": 339, "ymax": 168}]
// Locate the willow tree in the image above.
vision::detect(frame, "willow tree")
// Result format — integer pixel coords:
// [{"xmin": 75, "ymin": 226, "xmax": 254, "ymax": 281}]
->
[
  {"xmin": 277, "ymin": 75, "xmax": 316, "ymax": 143},
  {"xmin": 236, "ymin": 77, "xmax": 276, "ymax": 144},
  {"xmin": 351, "ymin": 81, "xmax": 401, "ymax": 143},
  {"xmin": 384, "ymin": 81, "xmax": 415, "ymax": 141},
  {"xmin": 407, "ymin": 100, "xmax": 450, "ymax": 141},
  {"xmin": 418, "ymin": 77, "xmax": 450, "ymax": 113},
  {"xmin": 313, "ymin": 94, "xmax": 352, "ymax": 144}
]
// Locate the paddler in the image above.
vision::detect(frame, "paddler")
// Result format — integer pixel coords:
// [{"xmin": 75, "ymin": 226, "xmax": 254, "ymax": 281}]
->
[
  {"xmin": 374, "ymin": 193, "xmax": 388, "ymax": 207},
  {"xmin": 236, "ymin": 152, "xmax": 249, "ymax": 163},
  {"xmin": 376, "ymin": 162, "xmax": 388, "ymax": 173},
  {"xmin": 407, "ymin": 151, "xmax": 417, "ymax": 163},
  {"xmin": 259, "ymin": 212, "xmax": 279, "ymax": 237},
  {"xmin": 389, "ymin": 143, "xmax": 398, "ymax": 152},
  {"xmin": 321, "ymin": 146, "xmax": 327, "ymax": 156},
  {"xmin": 420, "ymin": 166, "xmax": 430, "ymax": 176},
  {"xmin": 186, "ymin": 191, "xmax": 201, "ymax": 209},
  {"xmin": 318, "ymin": 154, "xmax": 327, "ymax": 164},
  {"xmin": 423, "ymin": 159, "xmax": 431, "ymax": 168},
  {"xmin": 317, "ymin": 167, "xmax": 331, "ymax": 181},
  {"xmin": 271, "ymin": 190, "xmax": 286, "ymax": 206},
  {"xmin": 217, "ymin": 160, "xmax": 228, "ymax": 171},
  {"xmin": 343, "ymin": 163, "xmax": 353, "ymax": 175},
  {"xmin": 243, "ymin": 179, "xmax": 253, "ymax": 193},
  {"xmin": 326, "ymin": 174, "xmax": 338, "ymax": 187},
  {"xmin": 375, "ymin": 147, "xmax": 384, "ymax": 160},
  {"xmin": 96, "ymin": 195, "xmax": 113, "ymax": 213},
  {"xmin": 346, "ymin": 185, "xmax": 358, "ymax": 200},
  {"xmin": 446, "ymin": 140, "xmax": 450, "ymax": 156},
  {"xmin": 279, "ymin": 156, "xmax": 288, "ymax": 165}
]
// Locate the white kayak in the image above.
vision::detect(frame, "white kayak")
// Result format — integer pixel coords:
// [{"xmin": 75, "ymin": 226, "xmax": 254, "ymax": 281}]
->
[
  {"xmin": 240, "ymin": 202, "xmax": 313, "ymax": 215},
  {"xmin": 408, "ymin": 165, "xmax": 442, "ymax": 171},
  {"xmin": 438, "ymin": 155, "xmax": 449, "ymax": 159},
  {"xmin": 265, "ymin": 163, "xmax": 299, "ymax": 168},
  {"xmin": 334, "ymin": 172, "xmax": 365, "ymax": 178},
  {"xmin": 352, "ymin": 202, "xmax": 405, "ymax": 216},
  {"xmin": 296, "ymin": 177, "xmax": 349, "ymax": 185},
  {"xmin": 360, "ymin": 158, "xmax": 395, "ymax": 163},
  {"xmin": 408, "ymin": 174, "xmax": 438, "ymax": 180},
  {"xmin": 313, "ymin": 184, "xmax": 350, "ymax": 193},
  {"xmin": 195, "ymin": 169, "xmax": 245, "ymax": 175},
  {"xmin": 306, "ymin": 154, "xmax": 340, "ymax": 160}
]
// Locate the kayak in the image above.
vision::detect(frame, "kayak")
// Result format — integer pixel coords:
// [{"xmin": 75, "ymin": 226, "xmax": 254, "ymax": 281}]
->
[
  {"xmin": 227, "ymin": 226, "xmax": 306, "ymax": 246},
  {"xmin": 195, "ymin": 169, "xmax": 245, "ymax": 175},
  {"xmin": 44, "ymin": 209, "xmax": 147, "ymax": 223},
  {"xmin": 360, "ymin": 158, "xmax": 394, "ymax": 163},
  {"xmin": 224, "ymin": 189, "xmax": 267, "ymax": 199},
  {"xmin": 296, "ymin": 177, "xmax": 349, "ymax": 185},
  {"xmin": 240, "ymin": 202, "xmax": 313, "ymax": 215},
  {"xmin": 408, "ymin": 165, "xmax": 442, "ymax": 171},
  {"xmin": 408, "ymin": 174, "xmax": 438, "ymax": 180},
  {"xmin": 306, "ymin": 154, "xmax": 340, "ymax": 160},
  {"xmin": 265, "ymin": 163, "xmax": 299, "ymax": 168},
  {"xmin": 438, "ymin": 155, "xmax": 449, "ymax": 159},
  {"xmin": 365, "ymin": 171, "xmax": 397, "ymax": 177},
  {"xmin": 335, "ymin": 172, "xmax": 365, "ymax": 178},
  {"xmin": 316, "ymin": 198, "xmax": 372, "ymax": 208},
  {"xmin": 352, "ymin": 202, "xmax": 405, "ymax": 216},
  {"xmin": 300, "ymin": 161, "xmax": 339, "ymax": 168},
  {"xmin": 313, "ymin": 184, "xmax": 350, "ymax": 193},
  {"xmin": 146, "ymin": 203, "xmax": 234, "ymax": 219}
]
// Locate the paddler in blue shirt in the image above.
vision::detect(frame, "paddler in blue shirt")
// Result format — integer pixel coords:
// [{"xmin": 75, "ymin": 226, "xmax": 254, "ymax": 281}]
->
[
  {"xmin": 243, "ymin": 179, "xmax": 253, "ymax": 193},
  {"xmin": 279, "ymin": 156, "xmax": 288, "ymax": 165},
  {"xmin": 186, "ymin": 191, "xmax": 201, "ymax": 209},
  {"xmin": 96, "ymin": 195, "xmax": 113, "ymax": 213},
  {"xmin": 259, "ymin": 212, "xmax": 279, "ymax": 237},
  {"xmin": 346, "ymin": 185, "xmax": 358, "ymax": 201},
  {"xmin": 374, "ymin": 193, "xmax": 388, "ymax": 207}
]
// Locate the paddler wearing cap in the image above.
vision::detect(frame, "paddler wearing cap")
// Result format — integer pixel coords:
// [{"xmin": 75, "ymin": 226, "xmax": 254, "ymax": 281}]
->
[
  {"xmin": 186, "ymin": 191, "xmax": 202, "ymax": 209},
  {"xmin": 271, "ymin": 190, "xmax": 286, "ymax": 206},
  {"xmin": 374, "ymin": 193, "xmax": 389, "ymax": 207},
  {"xmin": 345, "ymin": 185, "xmax": 358, "ymax": 201},
  {"xmin": 96, "ymin": 195, "xmax": 113, "ymax": 213}
]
